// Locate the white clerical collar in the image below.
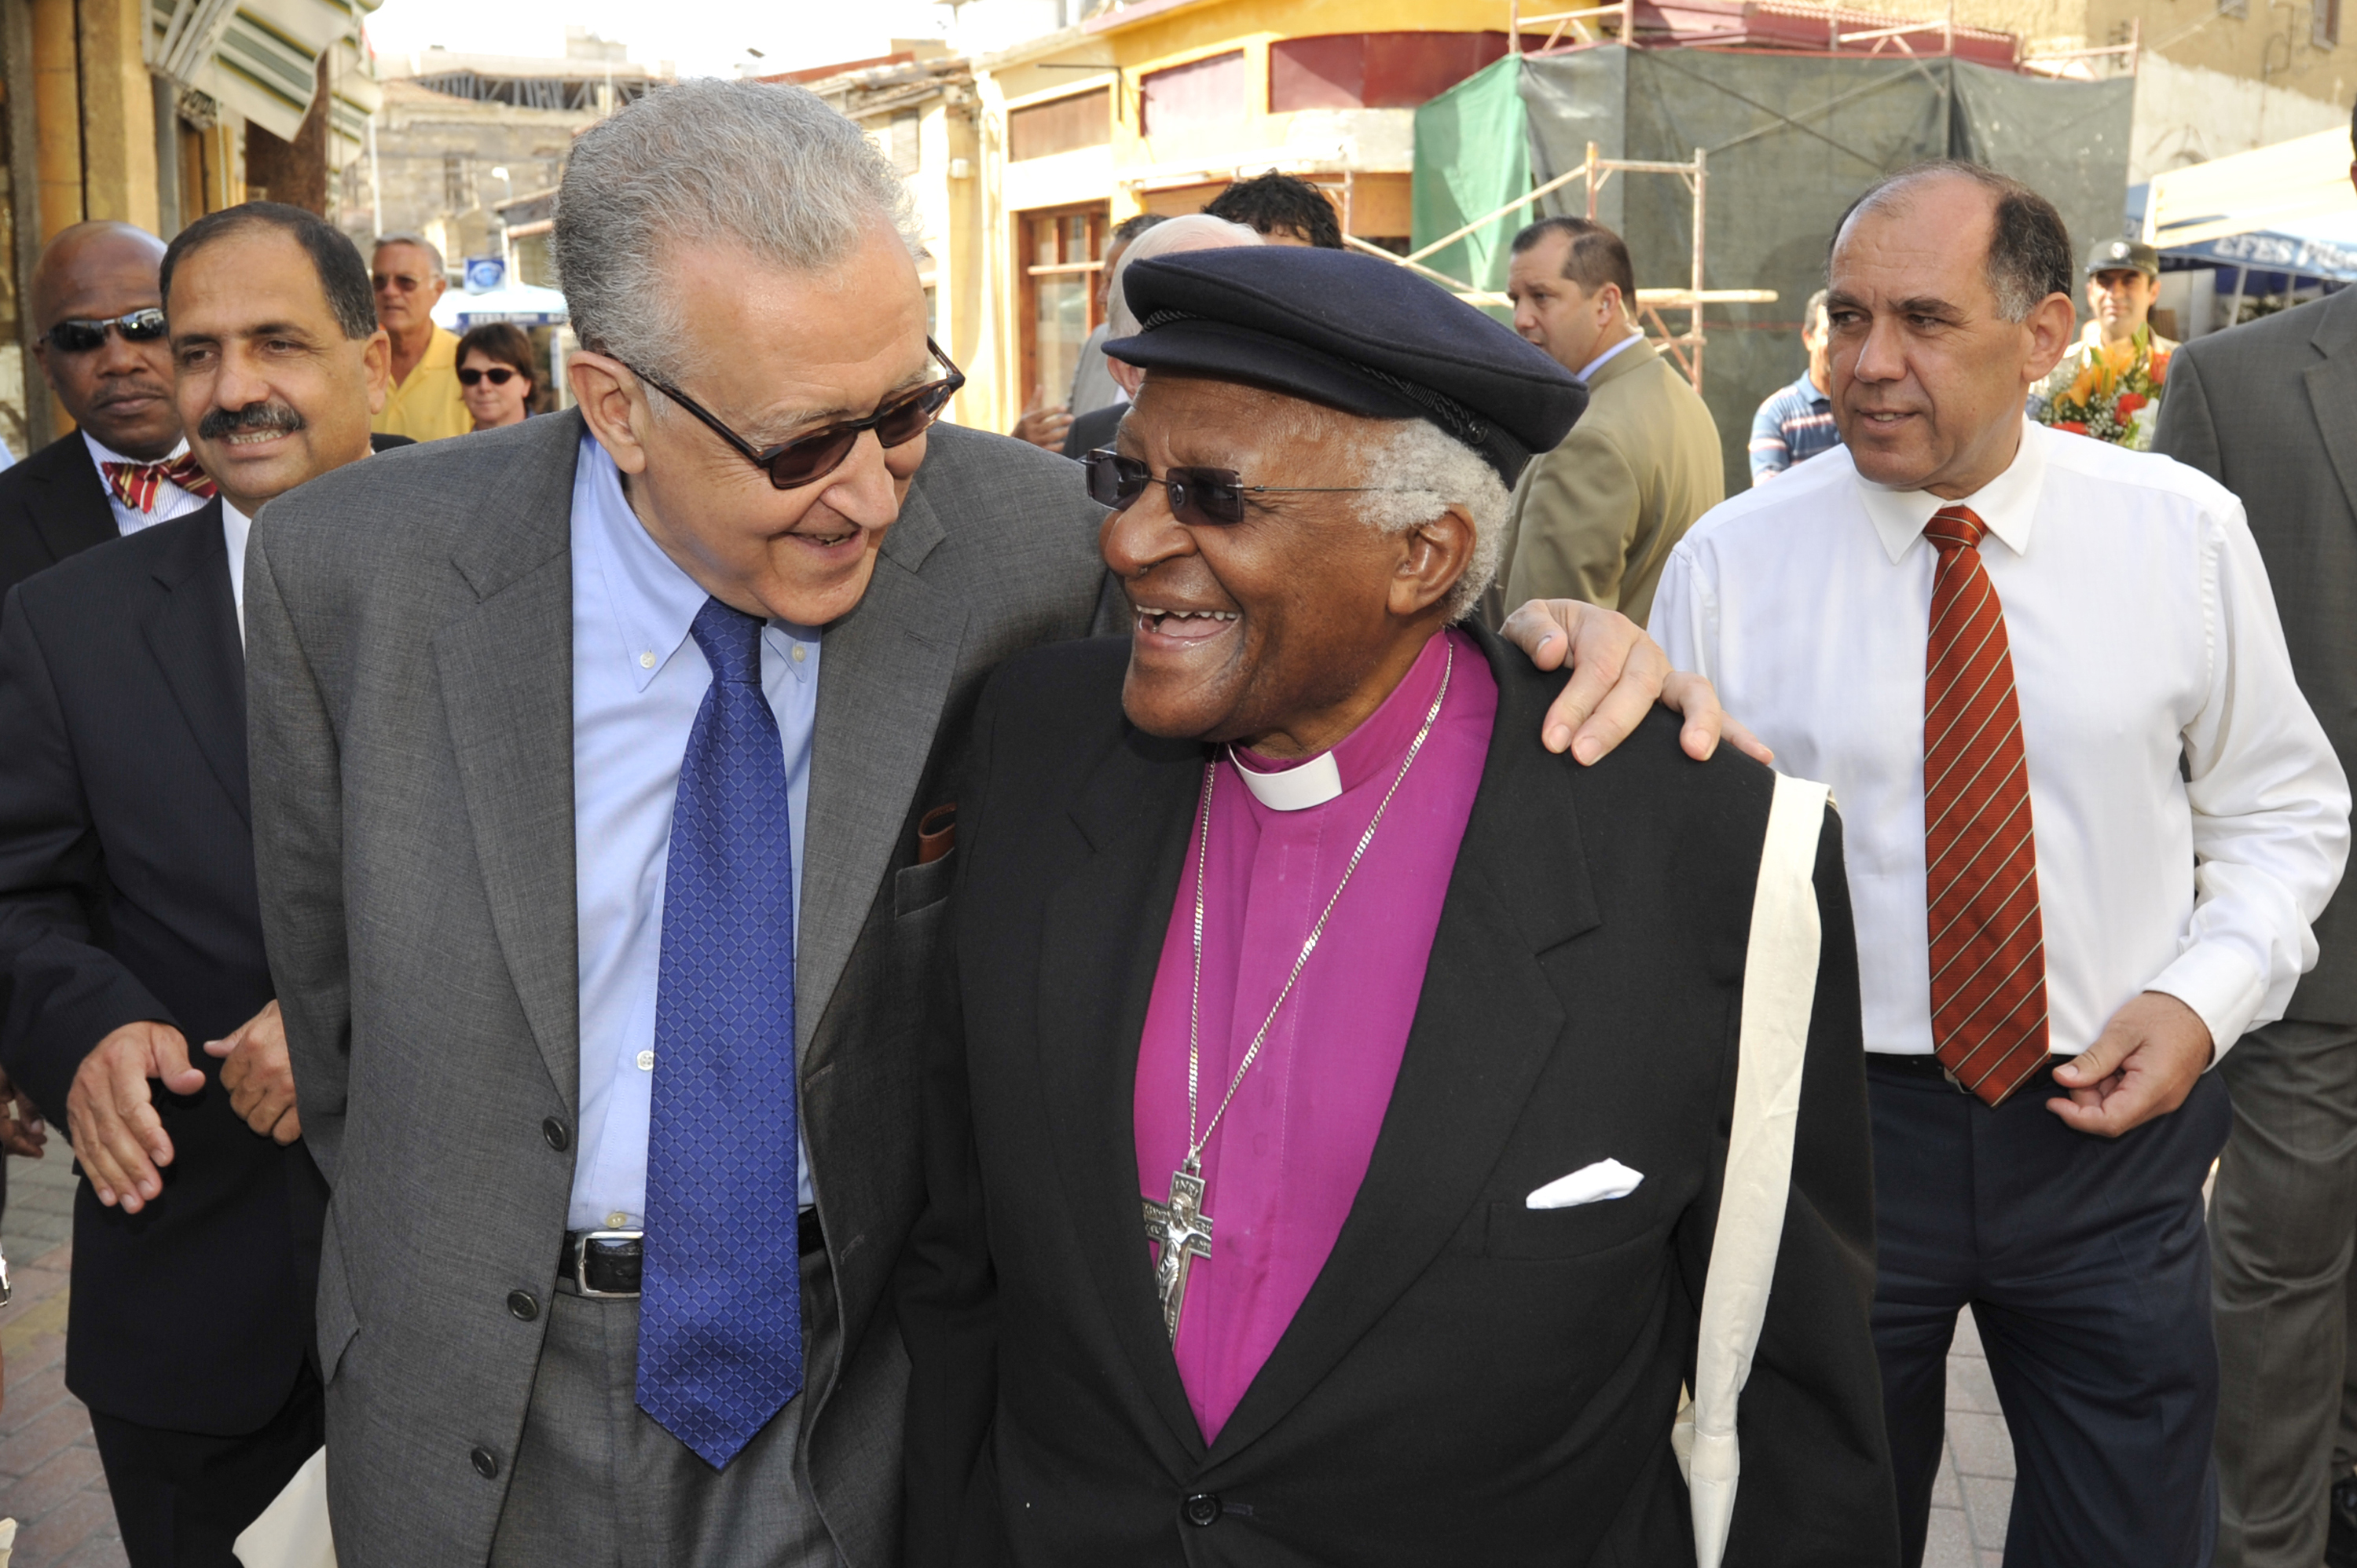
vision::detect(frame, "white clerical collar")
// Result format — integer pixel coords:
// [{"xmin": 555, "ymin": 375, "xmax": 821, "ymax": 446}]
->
[{"xmin": 1227, "ymin": 747, "xmax": 1342, "ymax": 811}]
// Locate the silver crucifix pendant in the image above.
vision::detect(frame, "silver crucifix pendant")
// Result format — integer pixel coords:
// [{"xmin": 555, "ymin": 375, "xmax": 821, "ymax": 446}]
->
[{"xmin": 1142, "ymin": 1165, "xmax": 1214, "ymax": 1344}]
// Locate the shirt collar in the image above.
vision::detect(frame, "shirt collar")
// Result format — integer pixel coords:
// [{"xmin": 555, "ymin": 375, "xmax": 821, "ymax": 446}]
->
[
  {"xmin": 1854, "ymin": 415, "xmax": 2047, "ymax": 566},
  {"xmin": 1794, "ymin": 371, "xmax": 1831, "ymax": 407},
  {"xmin": 82, "ymin": 430, "xmax": 192, "ymax": 470},
  {"xmin": 1231, "ymin": 630, "xmax": 1457, "ymax": 811},
  {"xmin": 1575, "ymin": 332, "xmax": 1642, "ymax": 383},
  {"xmin": 573, "ymin": 433, "xmax": 819, "ymax": 692}
]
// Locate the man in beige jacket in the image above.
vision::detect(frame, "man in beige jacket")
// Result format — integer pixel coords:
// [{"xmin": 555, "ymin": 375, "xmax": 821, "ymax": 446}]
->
[{"xmin": 1498, "ymin": 217, "xmax": 1723, "ymax": 625}]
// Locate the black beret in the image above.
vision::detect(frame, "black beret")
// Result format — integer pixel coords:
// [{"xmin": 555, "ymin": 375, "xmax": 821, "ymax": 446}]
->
[{"xmin": 1102, "ymin": 246, "xmax": 1585, "ymax": 489}]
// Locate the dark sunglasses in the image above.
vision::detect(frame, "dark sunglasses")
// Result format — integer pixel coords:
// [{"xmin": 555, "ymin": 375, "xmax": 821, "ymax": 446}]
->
[
  {"xmin": 45, "ymin": 309, "xmax": 167, "ymax": 355},
  {"xmin": 622, "ymin": 339, "xmax": 966, "ymax": 490},
  {"xmin": 1081, "ymin": 449, "xmax": 1395, "ymax": 526},
  {"xmin": 457, "ymin": 365, "xmax": 519, "ymax": 387}
]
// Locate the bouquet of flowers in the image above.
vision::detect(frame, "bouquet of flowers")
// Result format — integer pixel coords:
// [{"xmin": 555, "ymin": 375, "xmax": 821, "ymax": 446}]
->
[{"xmin": 2037, "ymin": 330, "xmax": 2171, "ymax": 447}]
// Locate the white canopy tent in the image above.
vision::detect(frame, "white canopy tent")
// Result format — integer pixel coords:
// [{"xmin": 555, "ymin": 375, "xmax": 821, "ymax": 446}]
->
[
  {"xmin": 2142, "ymin": 127, "xmax": 2357, "ymax": 251},
  {"xmin": 431, "ymin": 282, "xmax": 570, "ymax": 332}
]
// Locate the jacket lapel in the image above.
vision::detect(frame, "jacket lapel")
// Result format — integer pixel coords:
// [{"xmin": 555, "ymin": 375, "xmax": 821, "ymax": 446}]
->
[
  {"xmin": 431, "ymin": 415, "xmax": 586, "ymax": 1114},
  {"xmin": 1036, "ymin": 724, "xmax": 1210, "ymax": 1464},
  {"xmin": 137, "ymin": 501, "xmax": 249, "ymax": 824},
  {"xmin": 1206, "ymin": 629, "xmax": 1600, "ymax": 1463},
  {"xmin": 2305, "ymin": 289, "xmax": 2357, "ymax": 535},
  {"xmin": 26, "ymin": 437, "xmax": 122, "ymax": 566},
  {"xmin": 796, "ymin": 480, "xmax": 969, "ymax": 1060}
]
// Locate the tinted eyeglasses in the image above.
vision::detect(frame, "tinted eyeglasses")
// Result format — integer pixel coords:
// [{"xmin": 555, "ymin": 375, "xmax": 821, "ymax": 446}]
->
[
  {"xmin": 624, "ymin": 339, "xmax": 966, "ymax": 491},
  {"xmin": 44, "ymin": 309, "xmax": 167, "ymax": 355},
  {"xmin": 457, "ymin": 365, "xmax": 519, "ymax": 387},
  {"xmin": 1081, "ymin": 449, "xmax": 1399, "ymax": 527}
]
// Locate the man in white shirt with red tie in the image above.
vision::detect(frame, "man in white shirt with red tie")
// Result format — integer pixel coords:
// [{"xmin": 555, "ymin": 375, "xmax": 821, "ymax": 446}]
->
[{"xmin": 1651, "ymin": 161, "xmax": 2351, "ymax": 1566}]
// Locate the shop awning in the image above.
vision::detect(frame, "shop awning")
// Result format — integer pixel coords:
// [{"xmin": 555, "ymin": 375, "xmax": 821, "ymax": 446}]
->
[
  {"xmin": 2141, "ymin": 126, "xmax": 2357, "ymax": 251},
  {"xmin": 148, "ymin": 0, "xmax": 383, "ymax": 166}
]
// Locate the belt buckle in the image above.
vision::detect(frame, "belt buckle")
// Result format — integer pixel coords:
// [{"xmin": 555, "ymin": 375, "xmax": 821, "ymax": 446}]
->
[{"xmin": 574, "ymin": 1229, "xmax": 643, "ymax": 1299}]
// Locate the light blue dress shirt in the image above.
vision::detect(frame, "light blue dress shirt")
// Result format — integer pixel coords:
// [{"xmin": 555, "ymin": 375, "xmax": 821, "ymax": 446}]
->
[{"xmin": 569, "ymin": 433, "xmax": 820, "ymax": 1231}]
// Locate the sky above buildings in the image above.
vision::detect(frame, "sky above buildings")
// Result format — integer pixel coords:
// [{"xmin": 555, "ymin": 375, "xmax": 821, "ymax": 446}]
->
[{"xmin": 362, "ymin": 0, "xmax": 1074, "ymax": 79}]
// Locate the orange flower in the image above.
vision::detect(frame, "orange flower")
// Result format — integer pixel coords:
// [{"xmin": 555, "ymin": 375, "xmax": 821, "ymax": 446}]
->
[
  {"xmin": 2116, "ymin": 392, "xmax": 2147, "ymax": 416},
  {"xmin": 2056, "ymin": 421, "xmax": 2090, "ymax": 435},
  {"xmin": 2068, "ymin": 365, "xmax": 2099, "ymax": 405},
  {"xmin": 2101, "ymin": 338, "xmax": 2136, "ymax": 377},
  {"xmin": 2147, "ymin": 349, "xmax": 2171, "ymax": 384}
]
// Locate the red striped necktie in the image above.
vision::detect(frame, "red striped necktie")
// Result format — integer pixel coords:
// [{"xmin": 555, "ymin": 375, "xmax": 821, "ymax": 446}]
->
[
  {"xmin": 1923, "ymin": 504, "xmax": 2050, "ymax": 1107},
  {"xmin": 101, "ymin": 452, "xmax": 217, "ymax": 513}
]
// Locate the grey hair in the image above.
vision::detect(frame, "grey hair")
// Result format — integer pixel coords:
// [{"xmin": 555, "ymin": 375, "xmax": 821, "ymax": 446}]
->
[
  {"xmin": 1105, "ymin": 214, "xmax": 1262, "ymax": 340},
  {"xmin": 373, "ymin": 232, "xmax": 447, "ymax": 277},
  {"xmin": 1835, "ymin": 160, "xmax": 2072, "ymax": 324},
  {"xmin": 1354, "ymin": 418, "xmax": 1512, "ymax": 624},
  {"xmin": 554, "ymin": 78, "xmax": 916, "ymax": 385}
]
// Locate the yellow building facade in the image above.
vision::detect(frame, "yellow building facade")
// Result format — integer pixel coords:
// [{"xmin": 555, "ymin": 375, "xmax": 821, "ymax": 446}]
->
[{"xmin": 964, "ymin": 0, "xmax": 1525, "ymax": 431}]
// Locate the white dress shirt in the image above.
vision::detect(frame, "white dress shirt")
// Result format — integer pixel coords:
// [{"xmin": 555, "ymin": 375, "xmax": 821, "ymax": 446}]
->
[
  {"xmin": 82, "ymin": 432, "xmax": 211, "ymax": 536},
  {"xmin": 222, "ymin": 502, "xmax": 251, "ymax": 647},
  {"xmin": 1575, "ymin": 332, "xmax": 1642, "ymax": 383},
  {"xmin": 568, "ymin": 434, "xmax": 821, "ymax": 1233},
  {"xmin": 1651, "ymin": 419, "xmax": 2349, "ymax": 1061}
]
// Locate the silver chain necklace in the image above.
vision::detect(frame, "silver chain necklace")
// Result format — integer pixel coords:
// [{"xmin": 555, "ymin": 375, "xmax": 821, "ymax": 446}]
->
[{"xmin": 1141, "ymin": 639, "xmax": 1455, "ymax": 1343}]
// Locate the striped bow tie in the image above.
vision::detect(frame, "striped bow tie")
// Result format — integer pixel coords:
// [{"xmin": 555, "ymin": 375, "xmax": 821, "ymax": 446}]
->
[{"xmin": 102, "ymin": 453, "xmax": 217, "ymax": 512}]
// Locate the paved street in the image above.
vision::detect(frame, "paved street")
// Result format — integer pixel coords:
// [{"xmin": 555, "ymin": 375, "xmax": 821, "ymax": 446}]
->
[
  {"xmin": 2, "ymin": 1153, "xmax": 128, "ymax": 1566},
  {"xmin": 0, "ymin": 1147, "xmax": 2017, "ymax": 1564}
]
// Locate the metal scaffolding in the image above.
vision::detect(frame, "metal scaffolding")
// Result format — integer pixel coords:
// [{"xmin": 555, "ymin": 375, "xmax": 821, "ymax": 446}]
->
[{"xmin": 1345, "ymin": 140, "xmax": 1775, "ymax": 392}]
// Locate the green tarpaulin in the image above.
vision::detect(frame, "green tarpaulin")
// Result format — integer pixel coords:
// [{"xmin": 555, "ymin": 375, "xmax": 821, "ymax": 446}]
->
[{"xmin": 1411, "ymin": 47, "xmax": 2135, "ymax": 493}]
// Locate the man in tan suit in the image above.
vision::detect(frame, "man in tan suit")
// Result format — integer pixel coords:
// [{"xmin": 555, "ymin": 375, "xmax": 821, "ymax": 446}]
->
[{"xmin": 1499, "ymin": 218, "xmax": 1722, "ymax": 625}]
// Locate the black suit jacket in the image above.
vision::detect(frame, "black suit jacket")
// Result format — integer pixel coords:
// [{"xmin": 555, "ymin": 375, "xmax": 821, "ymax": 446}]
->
[
  {"xmin": 0, "ymin": 503, "xmax": 325, "ymax": 1434},
  {"xmin": 1061, "ymin": 401, "xmax": 1125, "ymax": 461},
  {"xmin": 900, "ymin": 628, "xmax": 1898, "ymax": 1566},
  {"xmin": 0, "ymin": 434, "xmax": 119, "ymax": 603}
]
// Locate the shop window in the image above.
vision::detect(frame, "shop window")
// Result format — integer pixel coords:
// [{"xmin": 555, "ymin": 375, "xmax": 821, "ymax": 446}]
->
[
  {"xmin": 1010, "ymin": 89, "xmax": 1111, "ymax": 161},
  {"xmin": 1017, "ymin": 205, "xmax": 1108, "ymax": 414},
  {"xmin": 1141, "ymin": 51, "xmax": 1245, "ymax": 137},
  {"xmin": 2315, "ymin": 0, "xmax": 2340, "ymax": 46}
]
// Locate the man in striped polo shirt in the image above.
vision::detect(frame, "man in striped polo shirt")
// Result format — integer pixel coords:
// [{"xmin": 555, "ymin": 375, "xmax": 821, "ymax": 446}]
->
[{"xmin": 1747, "ymin": 288, "xmax": 1843, "ymax": 484}]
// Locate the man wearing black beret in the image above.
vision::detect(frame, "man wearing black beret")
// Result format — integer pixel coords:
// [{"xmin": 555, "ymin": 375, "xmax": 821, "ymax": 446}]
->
[{"xmin": 898, "ymin": 245, "xmax": 1899, "ymax": 1566}]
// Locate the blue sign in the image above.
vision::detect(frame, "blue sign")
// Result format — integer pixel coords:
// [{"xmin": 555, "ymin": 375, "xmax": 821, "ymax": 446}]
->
[{"xmin": 464, "ymin": 255, "xmax": 507, "ymax": 294}]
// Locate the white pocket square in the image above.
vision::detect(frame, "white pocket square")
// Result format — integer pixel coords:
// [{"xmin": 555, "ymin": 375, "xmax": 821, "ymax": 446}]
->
[{"xmin": 1526, "ymin": 1158, "xmax": 1644, "ymax": 1210}]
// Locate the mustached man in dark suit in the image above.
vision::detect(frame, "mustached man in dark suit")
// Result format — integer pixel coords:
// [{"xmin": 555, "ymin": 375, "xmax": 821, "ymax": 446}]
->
[
  {"xmin": 900, "ymin": 246, "xmax": 1898, "ymax": 1566},
  {"xmin": 0, "ymin": 201, "xmax": 390, "ymax": 1566}
]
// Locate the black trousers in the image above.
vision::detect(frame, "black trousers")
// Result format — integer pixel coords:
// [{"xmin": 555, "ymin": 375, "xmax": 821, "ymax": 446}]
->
[
  {"xmin": 1868, "ymin": 1053, "xmax": 2231, "ymax": 1568},
  {"xmin": 88, "ymin": 1361, "xmax": 323, "ymax": 1568}
]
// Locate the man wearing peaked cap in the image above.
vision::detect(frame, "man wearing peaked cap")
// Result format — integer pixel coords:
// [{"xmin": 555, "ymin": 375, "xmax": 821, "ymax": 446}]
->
[
  {"xmin": 2029, "ymin": 233, "xmax": 2176, "ymax": 449},
  {"xmin": 898, "ymin": 245, "xmax": 1898, "ymax": 1566}
]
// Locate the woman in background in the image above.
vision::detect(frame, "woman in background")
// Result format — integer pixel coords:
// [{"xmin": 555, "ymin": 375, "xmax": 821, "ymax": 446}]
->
[{"xmin": 456, "ymin": 322, "xmax": 537, "ymax": 431}]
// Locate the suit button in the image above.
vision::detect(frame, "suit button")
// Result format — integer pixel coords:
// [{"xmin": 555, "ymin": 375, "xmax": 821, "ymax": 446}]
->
[
  {"xmin": 470, "ymin": 1445, "xmax": 500, "ymax": 1478},
  {"xmin": 541, "ymin": 1118, "xmax": 569, "ymax": 1152},
  {"xmin": 507, "ymin": 1291, "xmax": 538, "ymax": 1321},
  {"xmin": 1182, "ymin": 1493, "xmax": 1220, "ymax": 1528}
]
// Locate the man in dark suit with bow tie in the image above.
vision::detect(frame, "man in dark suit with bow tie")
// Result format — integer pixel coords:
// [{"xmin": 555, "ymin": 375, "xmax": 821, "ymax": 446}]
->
[
  {"xmin": 0, "ymin": 200, "xmax": 389, "ymax": 1566},
  {"xmin": 0, "ymin": 222, "xmax": 216, "ymax": 603}
]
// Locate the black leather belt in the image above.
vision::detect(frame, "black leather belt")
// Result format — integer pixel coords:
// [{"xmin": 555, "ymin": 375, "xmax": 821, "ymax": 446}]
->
[
  {"xmin": 1866, "ymin": 1052, "xmax": 2071, "ymax": 1093},
  {"xmin": 560, "ymin": 1210, "xmax": 825, "ymax": 1299}
]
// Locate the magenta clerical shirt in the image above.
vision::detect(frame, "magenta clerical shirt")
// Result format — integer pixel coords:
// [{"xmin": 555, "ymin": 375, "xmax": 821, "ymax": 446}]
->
[{"xmin": 1133, "ymin": 628, "xmax": 1498, "ymax": 1442}]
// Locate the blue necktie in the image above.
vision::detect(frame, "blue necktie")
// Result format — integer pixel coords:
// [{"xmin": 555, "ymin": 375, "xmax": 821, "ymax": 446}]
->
[{"xmin": 639, "ymin": 597, "xmax": 803, "ymax": 1469}]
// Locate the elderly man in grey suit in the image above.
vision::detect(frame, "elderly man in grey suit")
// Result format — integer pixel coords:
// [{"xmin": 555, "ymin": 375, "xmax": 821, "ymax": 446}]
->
[
  {"xmin": 242, "ymin": 79, "xmax": 1726, "ymax": 1567},
  {"xmin": 2154, "ymin": 105, "xmax": 2357, "ymax": 1568}
]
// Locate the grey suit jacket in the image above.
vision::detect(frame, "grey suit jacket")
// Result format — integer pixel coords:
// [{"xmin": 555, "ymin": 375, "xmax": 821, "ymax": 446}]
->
[
  {"xmin": 244, "ymin": 411, "xmax": 1113, "ymax": 1566},
  {"xmin": 2154, "ymin": 288, "xmax": 2357, "ymax": 1024}
]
